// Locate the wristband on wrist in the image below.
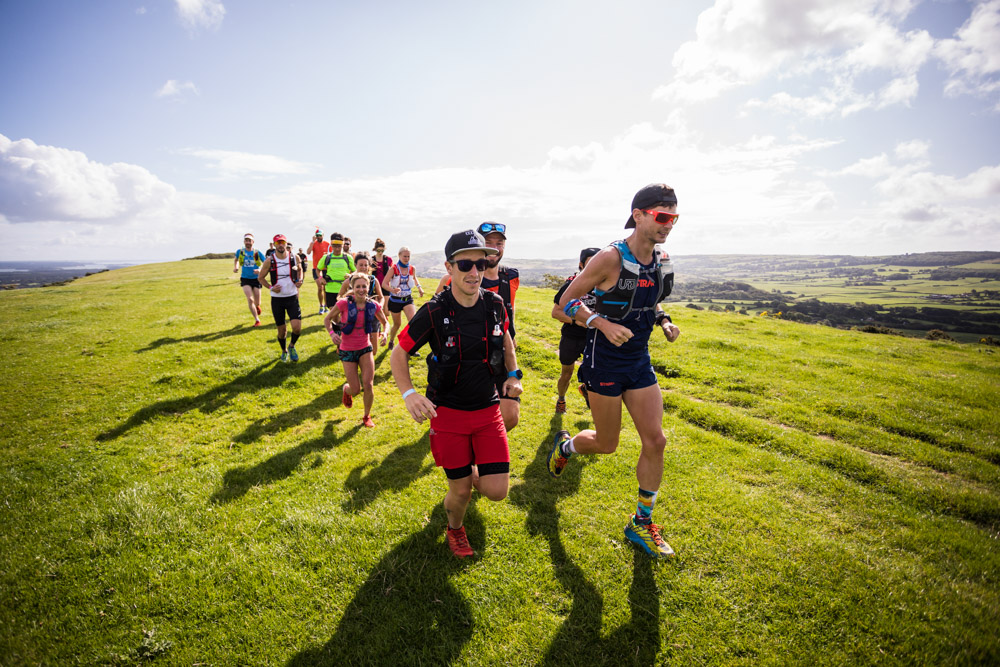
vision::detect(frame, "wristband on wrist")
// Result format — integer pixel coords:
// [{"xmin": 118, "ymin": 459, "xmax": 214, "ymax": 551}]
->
[
  {"xmin": 563, "ymin": 298, "xmax": 583, "ymax": 318},
  {"xmin": 401, "ymin": 388, "xmax": 416, "ymax": 399},
  {"xmin": 585, "ymin": 313, "xmax": 599, "ymax": 328},
  {"xmin": 654, "ymin": 311, "xmax": 672, "ymax": 326}
]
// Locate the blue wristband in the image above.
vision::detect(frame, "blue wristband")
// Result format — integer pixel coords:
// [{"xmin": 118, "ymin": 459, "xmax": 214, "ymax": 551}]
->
[
  {"xmin": 563, "ymin": 298, "xmax": 582, "ymax": 317},
  {"xmin": 401, "ymin": 388, "xmax": 416, "ymax": 399}
]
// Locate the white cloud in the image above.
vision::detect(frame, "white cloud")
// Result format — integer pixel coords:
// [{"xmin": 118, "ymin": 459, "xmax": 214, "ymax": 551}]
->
[
  {"xmin": 934, "ymin": 0, "xmax": 1000, "ymax": 104},
  {"xmin": 3, "ymin": 120, "xmax": 998, "ymax": 261},
  {"xmin": 894, "ymin": 139, "xmax": 929, "ymax": 162},
  {"xmin": 655, "ymin": 0, "xmax": 933, "ymax": 117},
  {"xmin": 0, "ymin": 134, "xmax": 175, "ymax": 224},
  {"xmin": 175, "ymin": 0, "xmax": 225, "ymax": 32},
  {"xmin": 178, "ymin": 148, "xmax": 320, "ymax": 179},
  {"xmin": 156, "ymin": 79, "xmax": 199, "ymax": 98},
  {"xmin": 136, "ymin": 7, "xmax": 147, "ymax": 15}
]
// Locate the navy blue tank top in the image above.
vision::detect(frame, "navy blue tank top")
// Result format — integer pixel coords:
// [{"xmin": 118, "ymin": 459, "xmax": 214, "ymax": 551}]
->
[{"xmin": 584, "ymin": 256, "xmax": 659, "ymax": 369}]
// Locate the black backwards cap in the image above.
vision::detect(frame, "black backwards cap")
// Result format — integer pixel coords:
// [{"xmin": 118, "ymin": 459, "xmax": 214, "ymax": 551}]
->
[
  {"xmin": 625, "ymin": 183, "xmax": 678, "ymax": 228},
  {"xmin": 579, "ymin": 247, "xmax": 600, "ymax": 265}
]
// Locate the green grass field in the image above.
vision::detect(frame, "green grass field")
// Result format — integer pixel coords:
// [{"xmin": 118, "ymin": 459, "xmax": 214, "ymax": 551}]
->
[{"xmin": 2, "ymin": 259, "xmax": 999, "ymax": 664}]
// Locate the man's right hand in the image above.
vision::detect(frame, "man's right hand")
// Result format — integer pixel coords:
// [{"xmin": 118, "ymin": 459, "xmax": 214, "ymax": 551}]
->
[
  {"xmin": 596, "ymin": 319, "xmax": 633, "ymax": 347},
  {"xmin": 404, "ymin": 393, "xmax": 437, "ymax": 424}
]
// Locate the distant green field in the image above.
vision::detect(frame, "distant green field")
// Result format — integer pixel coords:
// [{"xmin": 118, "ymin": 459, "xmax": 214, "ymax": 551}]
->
[{"xmin": 1, "ymin": 259, "xmax": 998, "ymax": 664}]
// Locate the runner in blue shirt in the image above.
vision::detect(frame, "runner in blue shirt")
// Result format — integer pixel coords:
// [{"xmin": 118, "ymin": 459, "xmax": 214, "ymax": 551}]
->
[{"xmin": 233, "ymin": 233, "xmax": 265, "ymax": 327}]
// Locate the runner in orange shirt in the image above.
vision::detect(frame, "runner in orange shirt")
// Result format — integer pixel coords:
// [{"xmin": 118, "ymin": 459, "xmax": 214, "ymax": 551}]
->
[{"xmin": 307, "ymin": 229, "xmax": 331, "ymax": 314}]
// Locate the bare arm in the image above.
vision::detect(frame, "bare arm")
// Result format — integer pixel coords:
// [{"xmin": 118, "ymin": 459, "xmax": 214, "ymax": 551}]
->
[
  {"xmin": 390, "ymin": 345, "xmax": 437, "ymax": 423},
  {"xmin": 557, "ymin": 248, "xmax": 633, "ymax": 347},
  {"xmin": 258, "ymin": 257, "xmax": 274, "ymax": 290},
  {"xmin": 500, "ymin": 330, "xmax": 522, "ymax": 398},
  {"xmin": 551, "ymin": 301, "xmax": 575, "ymax": 325},
  {"xmin": 325, "ymin": 303, "xmax": 342, "ymax": 345},
  {"xmin": 435, "ymin": 276, "xmax": 449, "ymax": 295},
  {"xmin": 412, "ymin": 269, "xmax": 424, "ymax": 297}
]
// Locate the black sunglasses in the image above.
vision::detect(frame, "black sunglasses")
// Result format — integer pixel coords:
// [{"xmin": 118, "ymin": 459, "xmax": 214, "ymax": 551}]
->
[{"xmin": 451, "ymin": 258, "xmax": 488, "ymax": 272}]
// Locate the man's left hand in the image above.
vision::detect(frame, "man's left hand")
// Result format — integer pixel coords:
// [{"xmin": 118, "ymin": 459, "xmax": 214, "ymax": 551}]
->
[{"xmin": 502, "ymin": 378, "xmax": 523, "ymax": 399}]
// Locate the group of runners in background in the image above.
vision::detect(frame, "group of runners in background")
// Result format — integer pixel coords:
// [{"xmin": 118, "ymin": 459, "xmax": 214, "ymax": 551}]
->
[{"xmin": 230, "ymin": 184, "xmax": 683, "ymax": 561}]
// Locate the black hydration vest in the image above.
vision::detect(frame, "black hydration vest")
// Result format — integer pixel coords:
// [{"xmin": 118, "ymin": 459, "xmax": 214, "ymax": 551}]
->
[
  {"xmin": 424, "ymin": 288, "xmax": 506, "ymax": 398},
  {"xmin": 594, "ymin": 239, "xmax": 674, "ymax": 321},
  {"xmin": 268, "ymin": 253, "xmax": 300, "ymax": 286}
]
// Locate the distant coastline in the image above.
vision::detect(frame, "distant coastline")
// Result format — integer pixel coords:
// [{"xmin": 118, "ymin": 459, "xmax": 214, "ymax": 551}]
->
[{"xmin": 0, "ymin": 261, "xmax": 141, "ymax": 289}]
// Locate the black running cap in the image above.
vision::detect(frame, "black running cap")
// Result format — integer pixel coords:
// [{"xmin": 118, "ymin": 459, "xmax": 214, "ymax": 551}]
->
[
  {"xmin": 579, "ymin": 247, "xmax": 600, "ymax": 264},
  {"xmin": 626, "ymin": 183, "xmax": 677, "ymax": 228},
  {"xmin": 445, "ymin": 230, "xmax": 499, "ymax": 260}
]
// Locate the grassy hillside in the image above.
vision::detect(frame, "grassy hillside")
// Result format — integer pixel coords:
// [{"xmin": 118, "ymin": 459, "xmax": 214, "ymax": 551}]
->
[{"xmin": 1, "ymin": 259, "xmax": 998, "ymax": 664}]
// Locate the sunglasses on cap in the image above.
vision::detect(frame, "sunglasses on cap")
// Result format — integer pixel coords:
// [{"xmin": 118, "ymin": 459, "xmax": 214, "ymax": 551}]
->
[
  {"xmin": 643, "ymin": 209, "xmax": 679, "ymax": 225},
  {"xmin": 451, "ymin": 258, "xmax": 488, "ymax": 272},
  {"xmin": 477, "ymin": 223, "xmax": 506, "ymax": 235}
]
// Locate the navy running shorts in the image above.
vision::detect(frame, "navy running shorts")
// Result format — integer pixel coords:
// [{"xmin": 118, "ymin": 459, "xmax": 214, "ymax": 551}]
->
[{"xmin": 579, "ymin": 362, "xmax": 657, "ymax": 397}]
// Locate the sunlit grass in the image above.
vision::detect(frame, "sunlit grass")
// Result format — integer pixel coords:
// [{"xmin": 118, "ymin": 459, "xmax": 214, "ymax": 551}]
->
[{"xmin": 0, "ymin": 259, "xmax": 998, "ymax": 664}]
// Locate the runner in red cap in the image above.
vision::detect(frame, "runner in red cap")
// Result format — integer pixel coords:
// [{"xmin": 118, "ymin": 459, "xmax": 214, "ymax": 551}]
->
[
  {"xmin": 259, "ymin": 234, "xmax": 305, "ymax": 362},
  {"xmin": 390, "ymin": 229, "xmax": 522, "ymax": 558}
]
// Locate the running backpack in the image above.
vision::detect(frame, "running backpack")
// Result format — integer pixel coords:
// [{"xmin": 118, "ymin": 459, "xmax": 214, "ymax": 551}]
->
[
  {"xmin": 594, "ymin": 240, "xmax": 674, "ymax": 321},
  {"xmin": 424, "ymin": 289, "xmax": 506, "ymax": 399},
  {"xmin": 322, "ymin": 252, "xmax": 354, "ymax": 284},
  {"xmin": 343, "ymin": 298, "xmax": 378, "ymax": 335},
  {"xmin": 268, "ymin": 253, "xmax": 300, "ymax": 285}
]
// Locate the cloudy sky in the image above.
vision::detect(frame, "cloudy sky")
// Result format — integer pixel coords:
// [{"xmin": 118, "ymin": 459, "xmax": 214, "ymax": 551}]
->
[{"xmin": 1, "ymin": 0, "xmax": 998, "ymax": 262}]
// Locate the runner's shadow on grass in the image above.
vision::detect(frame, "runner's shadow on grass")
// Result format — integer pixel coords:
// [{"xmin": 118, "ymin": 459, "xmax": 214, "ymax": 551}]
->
[
  {"xmin": 342, "ymin": 433, "xmax": 435, "ymax": 512},
  {"xmin": 211, "ymin": 419, "xmax": 352, "ymax": 504},
  {"xmin": 136, "ymin": 324, "xmax": 249, "ymax": 352},
  {"xmin": 507, "ymin": 415, "xmax": 604, "ymax": 650},
  {"xmin": 233, "ymin": 390, "xmax": 338, "ymax": 444},
  {"xmin": 509, "ymin": 415, "xmax": 662, "ymax": 664},
  {"xmin": 97, "ymin": 348, "xmax": 338, "ymax": 442},
  {"xmin": 543, "ymin": 550, "xmax": 661, "ymax": 666},
  {"xmin": 287, "ymin": 503, "xmax": 481, "ymax": 665}
]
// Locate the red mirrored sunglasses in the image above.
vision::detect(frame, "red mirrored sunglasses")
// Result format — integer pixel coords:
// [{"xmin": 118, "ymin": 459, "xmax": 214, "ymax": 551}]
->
[{"xmin": 643, "ymin": 209, "xmax": 679, "ymax": 225}]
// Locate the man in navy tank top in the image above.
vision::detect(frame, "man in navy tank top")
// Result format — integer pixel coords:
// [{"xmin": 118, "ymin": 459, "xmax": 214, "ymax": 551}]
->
[{"xmin": 550, "ymin": 184, "xmax": 682, "ymax": 558}]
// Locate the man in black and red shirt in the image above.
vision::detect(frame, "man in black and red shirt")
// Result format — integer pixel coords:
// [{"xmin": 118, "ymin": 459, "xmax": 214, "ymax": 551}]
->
[{"xmin": 391, "ymin": 229, "xmax": 523, "ymax": 558}]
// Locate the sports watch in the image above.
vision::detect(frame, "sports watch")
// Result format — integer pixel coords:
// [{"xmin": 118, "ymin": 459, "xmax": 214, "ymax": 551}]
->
[{"xmin": 507, "ymin": 369, "xmax": 523, "ymax": 380}]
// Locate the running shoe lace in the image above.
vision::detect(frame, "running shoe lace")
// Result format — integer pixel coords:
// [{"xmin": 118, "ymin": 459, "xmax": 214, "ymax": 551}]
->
[
  {"xmin": 447, "ymin": 528, "xmax": 473, "ymax": 556},
  {"xmin": 645, "ymin": 522, "xmax": 666, "ymax": 546}
]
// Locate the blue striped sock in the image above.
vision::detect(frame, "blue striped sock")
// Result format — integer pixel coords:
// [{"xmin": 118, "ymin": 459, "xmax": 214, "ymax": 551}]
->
[{"xmin": 636, "ymin": 488, "xmax": 657, "ymax": 524}]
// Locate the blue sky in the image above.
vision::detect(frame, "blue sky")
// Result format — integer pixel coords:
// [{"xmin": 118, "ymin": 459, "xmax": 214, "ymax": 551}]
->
[{"xmin": 1, "ymin": 0, "xmax": 998, "ymax": 262}]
